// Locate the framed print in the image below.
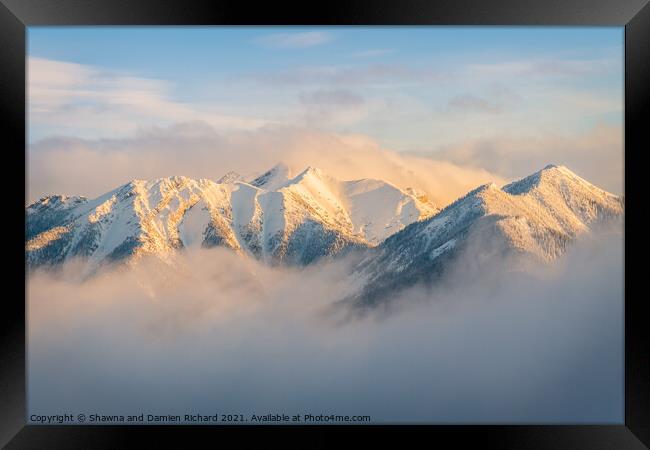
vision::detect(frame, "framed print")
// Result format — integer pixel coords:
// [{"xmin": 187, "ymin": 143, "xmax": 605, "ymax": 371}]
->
[{"xmin": 1, "ymin": 0, "xmax": 648, "ymax": 448}]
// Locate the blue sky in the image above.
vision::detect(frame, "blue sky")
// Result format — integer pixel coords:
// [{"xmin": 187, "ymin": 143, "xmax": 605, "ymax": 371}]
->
[
  {"xmin": 28, "ymin": 26, "xmax": 623, "ymax": 150},
  {"xmin": 28, "ymin": 26, "xmax": 621, "ymax": 78}
]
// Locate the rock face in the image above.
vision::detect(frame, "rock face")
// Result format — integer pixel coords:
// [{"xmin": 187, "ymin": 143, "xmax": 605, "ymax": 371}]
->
[
  {"xmin": 25, "ymin": 165, "xmax": 438, "ymax": 271},
  {"xmin": 347, "ymin": 165, "xmax": 624, "ymax": 308}
]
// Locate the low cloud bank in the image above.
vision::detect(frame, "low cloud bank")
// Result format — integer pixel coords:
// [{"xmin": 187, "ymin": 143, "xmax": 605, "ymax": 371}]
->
[
  {"xmin": 427, "ymin": 123, "xmax": 623, "ymax": 195},
  {"xmin": 27, "ymin": 122, "xmax": 504, "ymax": 207},
  {"xmin": 28, "ymin": 229, "xmax": 623, "ymax": 424}
]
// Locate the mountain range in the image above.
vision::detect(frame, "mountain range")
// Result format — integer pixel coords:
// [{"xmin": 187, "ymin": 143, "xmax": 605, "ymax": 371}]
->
[
  {"xmin": 26, "ymin": 163, "xmax": 437, "ymax": 271},
  {"xmin": 26, "ymin": 163, "xmax": 623, "ymax": 305}
]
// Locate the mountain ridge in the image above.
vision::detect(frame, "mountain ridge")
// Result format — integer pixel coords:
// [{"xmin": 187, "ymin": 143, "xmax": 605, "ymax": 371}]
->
[
  {"xmin": 26, "ymin": 163, "xmax": 623, "ymax": 307},
  {"xmin": 346, "ymin": 164, "xmax": 623, "ymax": 307},
  {"xmin": 26, "ymin": 165, "xmax": 439, "ymax": 271}
]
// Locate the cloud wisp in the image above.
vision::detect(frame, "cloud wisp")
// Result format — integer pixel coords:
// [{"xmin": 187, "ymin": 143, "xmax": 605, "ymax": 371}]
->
[
  {"xmin": 349, "ymin": 49, "xmax": 396, "ymax": 58},
  {"xmin": 465, "ymin": 57, "xmax": 618, "ymax": 80},
  {"xmin": 249, "ymin": 63, "xmax": 448, "ymax": 88},
  {"xmin": 28, "ymin": 52, "xmax": 622, "ymax": 154},
  {"xmin": 255, "ymin": 31, "xmax": 334, "ymax": 49},
  {"xmin": 28, "ymin": 57, "xmax": 270, "ymax": 140},
  {"xmin": 447, "ymin": 94, "xmax": 503, "ymax": 114},
  {"xmin": 427, "ymin": 123, "xmax": 623, "ymax": 195},
  {"xmin": 298, "ymin": 88, "xmax": 367, "ymax": 126}
]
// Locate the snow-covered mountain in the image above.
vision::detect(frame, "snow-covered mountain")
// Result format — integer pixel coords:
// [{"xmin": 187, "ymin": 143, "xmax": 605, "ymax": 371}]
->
[
  {"xmin": 26, "ymin": 164, "xmax": 438, "ymax": 271},
  {"xmin": 26, "ymin": 163, "xmax": 624, "ymax": 303},
  {"xmin": 347, "ymin": 164, "xmax": 624, "ymax": 307}
]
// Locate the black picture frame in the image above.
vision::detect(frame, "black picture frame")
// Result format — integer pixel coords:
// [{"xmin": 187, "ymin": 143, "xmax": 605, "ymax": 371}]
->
[{"xmin": 1, "ymin": 0, "xmax": 648, "ymax": 448}]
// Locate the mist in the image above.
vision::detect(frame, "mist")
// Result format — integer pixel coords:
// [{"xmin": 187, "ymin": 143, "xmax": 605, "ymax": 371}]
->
[
  {"xmin": 428, "ymin": 123, "xmax": 623, "ymax": 195},
  {"xmin": 27, "ymin": 122, "xmax": 504, "ymax": 208},
  {"xmin": 27, "ymin": 228, "xmax": 623, "ymax": 424}
]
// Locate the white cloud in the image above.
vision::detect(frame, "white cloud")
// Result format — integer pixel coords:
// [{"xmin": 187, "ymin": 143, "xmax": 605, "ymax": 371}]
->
[
  {"xmin": 255, "ymin": 31, "xmax": 334, "ymax": 48},
  {"xmin": 28, "ymin": 54, "xmax": 622, "ymax": 154},
  {"xmin": 299, "ymin": 89, "xmax": 365, "ymax": 107},
  {"xmin": 446, "ymin": 85, "xmax": 523, "ymax": 115},
  {"xmin": 465, "ymin": 57, "xmax": 618, "ymax": 79},
  {"xmin": 447, "ymin": 94, "xmax": 503, "ymax": 114},
  {"xmin": 250, "ymin": 63, "xmax": 447, "ymax": 88},
  {"xmin": 428, "ymin": 123, "xmax": 624, "ymax": 195},
  {"xmin": 28, "ymin": 57, "xmax": 271, "ymax": 140},
  {"xmin": 27, "ymin": 123, "xmax": 504, "ymax": 207},
  {"xmin": 297, "ymin": 89, "xmax": 369, "ymax": 127},
  {"xmin": 350, "ymin": 49, "xmax": 395, "ymax": 58}
]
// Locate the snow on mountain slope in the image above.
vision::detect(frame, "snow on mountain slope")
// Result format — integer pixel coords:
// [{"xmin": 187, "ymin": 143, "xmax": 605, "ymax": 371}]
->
[
  {"xmin": 235, "ymin": 165, "xmax": 437, "ymax": 264},
  {"xmin": 26, "ymin": 163, "xmax": 623, "ymax": 307},
  {"xmin": 256, "ymin": 165, "xmax": 438, "ymax": 244},
  {"xmin": 26, "ymin": 176, "xmax": 238, "ymax": 273},
  {"xmin": 348, "ymin": 164, "xmax": 624, "ymax": 307},
  {"xmin": 344, "ymin": 179, "xmax": 438, "ymax": 244},
  {"xmin": 249, "ymin": 163, "xmax": 293, "ymax": 191},
  {"xmin": 26, "ymin": 195, "xmax": 88, "ymax": 239},
  {"xmin": 26, "ymin": 165, "xmax": 438, "ymax": 270}
]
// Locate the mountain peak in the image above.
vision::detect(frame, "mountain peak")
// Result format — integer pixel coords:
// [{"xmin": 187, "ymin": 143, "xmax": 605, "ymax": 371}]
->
[
  {"xmin": 27, "ymin": 194, "xmax": 88, "ymax": 214},
  {"xmin": 249, "ymin": 162, "xmax": 292, "ymax": 190},
  {"xmin": 217, "ymin": 171, "xmax": 244, "ymax": 184},
  {"xmin": 26, "ymin": 163, "xmax": 623, "ymax": 293},
  {"xmin": 464, "ymin": 181, "xmax": 499, "ymax": 198},
  {"xmin": 269, "ymin": 162, "xmax": 290, "ymax": 173},
  {"xmin": 168, "ymin": 175, "xmax": 190, "ymax": 185},
  {"xmin": 351, "ymin": 164, "xmax": 623, "ymax": 307},
  {"xmin": 292, "ymin": 165, "xmax": 325, "ymax": 181},
  {"xmin": 540, "ymin": 164, "xmax": 576, "ymax": 177},
  {"xmin": 503, "ymin": 164, "xmax": 584, "ymax": 196},
  {"xmin": 29, "ymin": 194, "xmax": 85, "ymax": 207}
]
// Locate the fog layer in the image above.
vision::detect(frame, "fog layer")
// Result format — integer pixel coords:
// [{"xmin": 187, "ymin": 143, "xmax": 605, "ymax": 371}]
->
[{"xmin": 28, "ymin": 230, "xmax": 623, "ymax": 424}]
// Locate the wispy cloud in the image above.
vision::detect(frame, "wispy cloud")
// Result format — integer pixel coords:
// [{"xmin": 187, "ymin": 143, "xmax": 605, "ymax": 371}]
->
[
  {"xmin": 425, "ymin": 123, "xmax": 623, "ymax": 194},
  {"xmin": 28, "ymin": 50, "xmax": 622, "ymax": 161},
  {"xmin": 255, "ymin": 31, "xmax": 334, "ymax": 48},
  {"xmin": 350, "ymin": 49, "xmax": 395, "ymax": 58},
  {"xmin": 298, "ymin": 89, "xmax": 367, "ymax": 127},
  {"xmin": 465, "ymin": 58, "xmax": 617, "ymax": 79},
  {"xmin": 251, "ymin": 64, "xmax": 447, "ymax": 87},
  {"xmin": 28, "ymin": 57, "xmax": 270, "ymax": 140},
  {"xmin": 447, "ymin": 86, "xmax": 522, "ymax": 115},
  {"xmin": 299, "ymin": 89, "xmax": 365, "ymax": 108},
  {"xmin": 447, "ymin": 94, "xmax": 502, "ymax": 114}
]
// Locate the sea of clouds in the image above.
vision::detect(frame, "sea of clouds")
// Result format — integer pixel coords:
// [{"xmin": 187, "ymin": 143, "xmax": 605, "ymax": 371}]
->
[{"xmin": 27, "ymin": 226, "xmax": 623, "ymax": 424}]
